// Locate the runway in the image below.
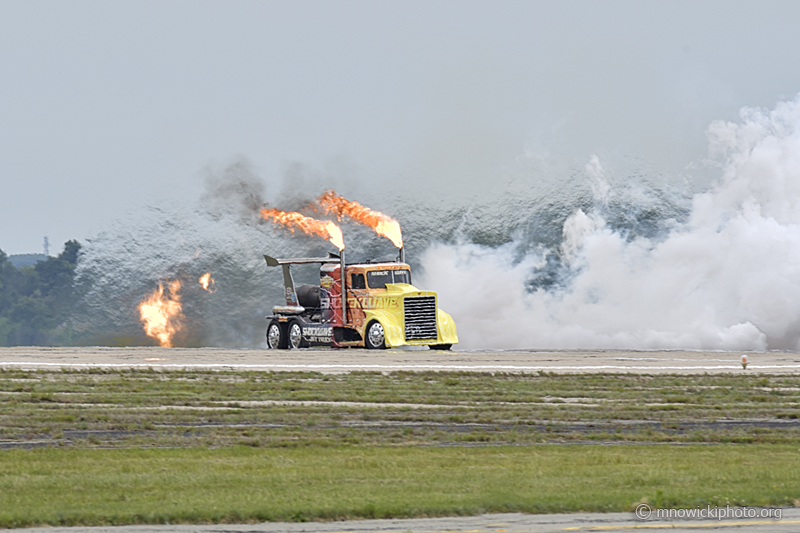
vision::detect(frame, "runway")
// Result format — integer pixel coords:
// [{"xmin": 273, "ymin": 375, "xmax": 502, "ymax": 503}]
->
[
  {"xmin": 9, "ymin": 509, "xmax": 800, "ymax": 532},
  {"xmin": 1, "ymin": 346, "xmax": 800, "ymax": 373}
]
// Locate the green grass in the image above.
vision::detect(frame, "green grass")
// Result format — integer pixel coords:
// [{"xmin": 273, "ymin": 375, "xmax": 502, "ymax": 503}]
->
[
  {"xmin": 0, "ymin": 444, "xmax": 798, "ymax": 528},
  {"xmin": 1, "ymin": 369, "xmax": 799, "ymax": 447},
  {"xmin": 1, "ymin": 369, "xmax": 799, "ymax": 527}
]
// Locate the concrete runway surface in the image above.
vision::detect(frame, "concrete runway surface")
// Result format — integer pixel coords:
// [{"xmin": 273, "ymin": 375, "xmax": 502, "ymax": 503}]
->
[
  {"xmin": 1, "ymin": 346, "xmax": 800, "ymax": 374},
  {"xmin": 7, "ymin": 509, "xmax": 800, "ymax": 533}
]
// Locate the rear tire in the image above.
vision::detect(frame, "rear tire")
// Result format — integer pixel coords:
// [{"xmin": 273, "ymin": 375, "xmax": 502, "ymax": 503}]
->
[
  {"xmin": 266, "ymin": 320, "xmax": 287, "ymax": 349},
  {"xmin": 288, "ymin": 319, "xmax": 305, "ymax": 349},
  {"xmin": 429, "ymin": 344, "xmax": 452, "ymax": 351},
  {"xmin": 365, "ymin": 320, "xmax": 386, "ymax": 349}
]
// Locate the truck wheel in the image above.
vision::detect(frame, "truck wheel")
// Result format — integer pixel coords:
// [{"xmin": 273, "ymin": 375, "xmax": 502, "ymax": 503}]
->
[
  {"xmin": 288, "ymin": 319, "xmax": 305, "ymax": 349},
  {"xmin": 429, "ymin": 344, "xmax": 452, "ymax": 351},
  {"xmin": 266, "ymin": 320, "xmax": 287, "ymax": 349},
  {"xmin": 365, "ymin": 320, "xmax": 386, "ymax": 349}
]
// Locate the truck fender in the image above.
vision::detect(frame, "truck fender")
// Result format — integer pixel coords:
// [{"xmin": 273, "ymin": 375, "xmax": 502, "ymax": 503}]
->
[
  {"xmin": 363, "ymin": 310, "xmax": 403, "ymax": 348},
  {"xmin": 436, "ymin": 309, "xmax": 459, "ymax": 345}
]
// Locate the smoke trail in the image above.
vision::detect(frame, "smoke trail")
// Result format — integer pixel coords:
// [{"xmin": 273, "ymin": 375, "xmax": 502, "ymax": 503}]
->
[
  {"xmin": 201, "ymin": 156, "xmax": 266, "ymax": 223},
  {"xmin": 72, "ymin": 96, "xmax": 800, "ymax": 351},
  {"xmin": 72, "ymin": 158, "xmax": 339, "ymax": 348},
  {"xmin": 418, "ymin": 95, "xmax": 800, "ymax": 351},
  {"xmin": 73, "ymin": 156, "xmax": 396, "ymax": 348}
]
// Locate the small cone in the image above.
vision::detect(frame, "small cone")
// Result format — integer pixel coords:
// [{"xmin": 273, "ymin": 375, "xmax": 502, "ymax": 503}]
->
[{"xmin": 741, "ymin": 354, "xmax": 748, "ymax": 370}]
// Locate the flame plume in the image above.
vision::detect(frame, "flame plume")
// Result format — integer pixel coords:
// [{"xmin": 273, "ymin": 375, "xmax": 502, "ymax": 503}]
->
[
  {"xmin": 316, "ymin": 190, "xmax": 403, "ymax": 248},
  {"xmin": 139, "ymin": 281, "xmax": 183, "ymax": 347},
  {"xmin": 199, "ymin": 272, "xmax": 216, "ymax": 292},
  {"xmin": 260, "ymin": 207, "xmax": 345, "ymax": 250}
]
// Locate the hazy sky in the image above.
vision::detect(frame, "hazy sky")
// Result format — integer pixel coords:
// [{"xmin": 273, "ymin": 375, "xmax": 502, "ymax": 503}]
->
[{"xmin": 2, "ymin": 0, "xmax": 800, "ymax": 255}]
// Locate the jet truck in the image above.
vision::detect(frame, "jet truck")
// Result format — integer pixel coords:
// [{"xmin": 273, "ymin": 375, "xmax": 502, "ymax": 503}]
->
[{"xmin": 263, "ymin": 248, "xmax": 457, "ymax": 349}]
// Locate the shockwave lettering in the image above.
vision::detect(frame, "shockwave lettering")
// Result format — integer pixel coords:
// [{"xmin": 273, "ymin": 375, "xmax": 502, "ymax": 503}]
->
[
  {"xmin": 348, "ymin": 296, "xmax": 399, "ymax": 310},
  {"xmin": 302, "ymin": 325, "xmax": 333, "ymax": 344},
  {"xmin": 303, "ymin": 326, "xmax": 332, "ymax": 336}
]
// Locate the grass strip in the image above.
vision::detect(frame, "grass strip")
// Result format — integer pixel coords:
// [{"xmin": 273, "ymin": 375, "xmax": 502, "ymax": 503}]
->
[
  {"xmin": 2, "ymin": 369, "xmax": 800, "ymax": 447},
  {"xmin": 0, "ymin": 444, "xmax": 798, "ymax": 528}
]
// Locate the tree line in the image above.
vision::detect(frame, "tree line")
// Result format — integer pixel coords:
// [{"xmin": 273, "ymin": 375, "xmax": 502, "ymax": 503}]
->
[{"xmin": 0, "ymin": 241, "xmax": 81, "ymax": 346}]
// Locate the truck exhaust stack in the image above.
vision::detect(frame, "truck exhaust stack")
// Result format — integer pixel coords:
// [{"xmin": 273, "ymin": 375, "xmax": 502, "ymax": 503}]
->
[{"xmin": 340, "ymin": 249, "xmax": 347, "ymax": 326}]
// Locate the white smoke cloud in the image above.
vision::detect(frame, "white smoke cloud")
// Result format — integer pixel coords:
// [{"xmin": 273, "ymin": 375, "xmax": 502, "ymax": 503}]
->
[{"xmin": 419, "ymin": 94, "xmax": 800, "ymax": 351}]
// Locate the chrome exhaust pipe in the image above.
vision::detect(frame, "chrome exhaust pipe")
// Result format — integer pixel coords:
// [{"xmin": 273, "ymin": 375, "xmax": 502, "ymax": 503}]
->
[{"xmin": 340, "ymin": 249, "xmax": 347, "ymax": 325}]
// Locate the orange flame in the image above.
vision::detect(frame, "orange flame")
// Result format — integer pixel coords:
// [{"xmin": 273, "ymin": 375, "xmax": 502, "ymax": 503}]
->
[
  {"xmin": 260, "ymin": 207, "xmax": 345, "ymax": 250},
  {"xmin": 199, "ymin": 272, "xmax": 216, "ymax": 293},
  {"xmin": 316, "ymin": 190, "xmax": 403, "ymax": 248},
  {"xmin": 138, "ymin": 281, "xmax": 183, "ymax": 347}
]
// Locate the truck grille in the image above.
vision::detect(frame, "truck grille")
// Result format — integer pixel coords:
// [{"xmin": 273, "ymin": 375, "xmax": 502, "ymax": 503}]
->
[{"xmin": 404, "ymin": 296, "xmax": 437, "ymax": 340}]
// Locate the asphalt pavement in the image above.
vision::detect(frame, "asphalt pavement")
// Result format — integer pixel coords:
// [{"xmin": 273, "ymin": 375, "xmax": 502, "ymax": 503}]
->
[
  {"xmin": 2, "ymin": 346, "xmax": 800, "ymax": 374},
  {"xmin": 7, "ymin": 509, "xmax": 800, "ymax": 532}
]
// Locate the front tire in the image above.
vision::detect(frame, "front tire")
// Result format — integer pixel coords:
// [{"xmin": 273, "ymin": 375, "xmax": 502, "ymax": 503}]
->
[
  {"xmin": 365, "ymin": 320, "xmax": 386, "ymax": 349},
  {"xmin": 266, "ymin": 320, "xmax": 287, "ymax": 349}
]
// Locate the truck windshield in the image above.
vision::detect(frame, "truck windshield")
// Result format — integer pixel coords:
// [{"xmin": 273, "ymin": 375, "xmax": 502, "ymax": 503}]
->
[{"xmin": 366, "ymin": 269, "xmax": 411, "ymax": 289}]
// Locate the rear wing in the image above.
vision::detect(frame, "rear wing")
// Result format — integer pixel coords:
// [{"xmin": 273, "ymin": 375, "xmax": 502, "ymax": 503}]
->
[
  {"xmin": 264, "ymin": 253, "xmax": 348, "ymax": 322},
  {"xmin": 263, "ymin": 253, "xmax": 341, "ymax": 267}
]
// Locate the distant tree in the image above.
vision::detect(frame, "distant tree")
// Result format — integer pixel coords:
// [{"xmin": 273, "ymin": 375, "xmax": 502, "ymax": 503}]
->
[
  {"xmin": 0, "ymin": 241, "xmax": 82, "ymax": 346},
  {"xmin": 0, "ymin": 249, "xmax": 15, "ymax": 344}
]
